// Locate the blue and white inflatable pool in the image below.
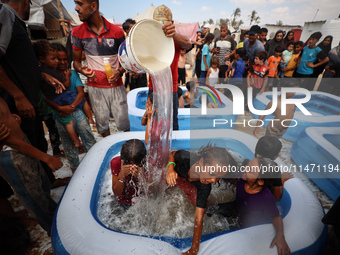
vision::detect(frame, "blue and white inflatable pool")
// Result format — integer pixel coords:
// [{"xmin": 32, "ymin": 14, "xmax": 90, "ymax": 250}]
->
[
  {"xmin": 52, "ymin": 130, "xmax": 327, "ymax": 255},
  {"xmin": 127, "ymin": 87, "xmax": 238, "ymax": 131},
  {"xmin": 292, "ymin": 127, "xmax": 340, "ymax": 201},
  {"xmin": 252, "ymin": 91, "xmax": 340, "ymax": 141}
]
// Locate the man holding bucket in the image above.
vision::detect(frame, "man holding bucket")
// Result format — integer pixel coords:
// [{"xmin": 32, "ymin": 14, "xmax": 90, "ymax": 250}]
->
[
  {"xmin": 72, "ymin": 0, "xmax": 130, "ymax": 137},
  {"xmin": 150, "ymin": 5, "xmax": 192, "ymax": 130}
]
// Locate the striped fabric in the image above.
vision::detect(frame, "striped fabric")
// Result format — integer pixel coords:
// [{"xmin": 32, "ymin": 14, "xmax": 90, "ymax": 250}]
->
[{"xmin": 71, "ymin": 17, "xmax": 125, "ymax": 88}]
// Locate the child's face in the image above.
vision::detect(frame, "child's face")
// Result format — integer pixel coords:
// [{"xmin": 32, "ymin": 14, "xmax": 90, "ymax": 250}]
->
[
  {"xmin": 197, "ymin": 158, "xmax": 225, "ymax": 185},
  {"xmin": 294, "ymin": 45, "xmax": 302, "ymax": 53},
  {"xmin": 242, "ymin": 158, "xmax": 261, "ymax": 184},
  {"xmin": 145, "ymin": 97, "xmax": 152, "ymax": 109},
  {"xmin": 212, "ymin": 63, "xmax": 217, "ymax": 68},
  {"xmin": 287, "ymin": 33, "xmax": 294, "ymax": 40},
  {"xmin": 274, "ymin": 51, "xmax": 282, "ymax": 57},
  {"xmin": 254, "ymin": 56, "xmax": 263, "ymax": 65},
  {"xmin": 57, "ymin": 51, "xmax": 68, "ymax": 71},
  {"xmin": 259, "ymin": 32, "xmax": 267, "ymax": 42},
  {"xmin": 308, "ymin": 37, "xmax": 319, "ymax": 47},
  {"xmin": 287, "ymin": 44, "xmax": 294, "ymax": 52},
  {"xmin": 181, "ymin": 49, "xmax": 186, "ymax": 55},
  {"xmin": 41, "ymin": 50, "xmax": 59, "ymax": 69}
]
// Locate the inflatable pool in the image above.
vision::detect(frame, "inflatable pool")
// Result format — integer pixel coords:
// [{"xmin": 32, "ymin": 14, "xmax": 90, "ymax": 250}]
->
[
  {"xmin": 52, "ymin": 130, "xmax": 326, "ymax": 254},
  {"xmin": 252, "ymin": 91, "xmax": 340, "ymax": 141},
  {"xmin": 127, "ymin": 87, "xmax": 238, "ymax": 131},
  {"xmin": 292, "ymin": 127, "xmax": 340, "ymax": 201}
]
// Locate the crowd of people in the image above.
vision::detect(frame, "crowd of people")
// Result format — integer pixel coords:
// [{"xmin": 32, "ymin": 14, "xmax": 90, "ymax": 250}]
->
[{"xmin": 0, "ymin": 0, "xmax": 339, "ymax": 254}]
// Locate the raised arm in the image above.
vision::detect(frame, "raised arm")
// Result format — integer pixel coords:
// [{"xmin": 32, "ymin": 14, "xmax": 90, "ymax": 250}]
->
[{"xmin": 162, "ymin": 22, "xmax": 192, "ymax": 50}]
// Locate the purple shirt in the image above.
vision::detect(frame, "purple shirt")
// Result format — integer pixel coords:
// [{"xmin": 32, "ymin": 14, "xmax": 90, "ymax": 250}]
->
[{"xmin": 236, "ymin": 179, "xmax": 279, "ymax": 227}]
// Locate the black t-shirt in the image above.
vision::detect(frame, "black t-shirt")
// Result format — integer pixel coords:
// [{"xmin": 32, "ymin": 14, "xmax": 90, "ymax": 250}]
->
[
  {"xmin": 0, "ymin": 4, "xmax": 41, "ymax": 109},
  {"xmin": 174, "ymin": 150, "xmax": 212, "ymax": 208},
  {"xmin": 39, "ymin": 66, "xmax": 66, "ymax": 101}
]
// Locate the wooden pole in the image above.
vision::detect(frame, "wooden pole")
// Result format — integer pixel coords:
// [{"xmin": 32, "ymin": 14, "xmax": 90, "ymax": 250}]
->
[{"xmin": 57, "ymin": 0, "xmax": 67, "ymax": 36}]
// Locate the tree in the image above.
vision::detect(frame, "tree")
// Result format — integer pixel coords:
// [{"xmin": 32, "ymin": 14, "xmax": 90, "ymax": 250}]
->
[
  {"xmin": 248, "ymin": 10, "xmax": 260, "ymax": 25},
  {"xmin": 276, "ymin": 20, "xmax": 283, "ymax": 26},
  {"xmin": 208, "ymin": 18, "xmax": 214, "ymax": 25},
  {"xmin": 231, "ymin": 7, "xmax": 243, "ymax": 30},
  {"xmin": 218, "ymin": 18, "xmax": 230, "ymax": 25}
]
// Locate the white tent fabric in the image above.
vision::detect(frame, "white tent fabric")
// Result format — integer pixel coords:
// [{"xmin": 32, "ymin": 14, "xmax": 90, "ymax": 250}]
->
[{"xmin": 27, "ymin": 0, "xmax": 74, "ymax": 30}]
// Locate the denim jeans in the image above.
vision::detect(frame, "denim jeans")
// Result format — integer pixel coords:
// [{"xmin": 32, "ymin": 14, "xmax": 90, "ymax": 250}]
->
[{"xmin": 55, "ymin": 109, "xmax": 96, "ymax": 169}]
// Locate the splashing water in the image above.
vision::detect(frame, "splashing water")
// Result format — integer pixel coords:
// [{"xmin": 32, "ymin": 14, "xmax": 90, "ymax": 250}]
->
[{"xmin": 96, "ymin": 67, "xmax": 244, "ymax": 239}]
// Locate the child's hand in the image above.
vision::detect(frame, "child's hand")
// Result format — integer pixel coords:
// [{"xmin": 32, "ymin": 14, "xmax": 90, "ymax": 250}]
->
[
  {"xmin": 47, "ymin": 156, "xmax": 63, "ymax": 172},
  {"xmin": 166, "ymin": 169, "xmax": 178, "ymax": 186},
  {"xmin": 64, "ymin": 69, "xmax": 71, "ymax": 78},
  {"xmin": 0, "ymin": 122, "xmax": 10, "ymax": 141},
  {"xmin": 270, "ymin": 233, "xmax": 291, "ymax": 255},
  {"xmin": 281, "ymin": 172, "xmax": 294, "ymax": 184},
  {"xmin": 11, "ymin": 114, "xmax": 21, "ymax": 125}
]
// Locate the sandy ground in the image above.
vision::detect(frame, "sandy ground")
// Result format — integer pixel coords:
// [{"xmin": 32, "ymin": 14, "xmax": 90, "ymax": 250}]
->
[{"xmin": 8, "ymin": 70, "xmax": 334, "ymax": 254}]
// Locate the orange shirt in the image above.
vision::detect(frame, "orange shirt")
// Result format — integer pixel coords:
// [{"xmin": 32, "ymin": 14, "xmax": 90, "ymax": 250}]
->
[{"xmin": 267, "ymin": 56, "xmax": 281, "ymax": 77}]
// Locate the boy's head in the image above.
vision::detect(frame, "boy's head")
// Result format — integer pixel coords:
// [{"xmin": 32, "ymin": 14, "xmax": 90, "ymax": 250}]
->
[
  {"xmin": 286, "ymin": 42, "xmax": 295, "ymax": 52},
  {"xmin": 51, "ymin": 43, "xmax": 69, "ymax": 71},
  {"xmin": 122, "ymin": 18, "xmax": 136, "ymax": 35},
  {"xmin": 181, "ymin": 48, "xmax": 187, "ymax": 55},
  {"xmin": 254, "ymin": 51, "xmax": 268, "ymax": 65},
  {"xmin": 259, "ymin": 27, "xmax": 268, "ymax": 42},
  {"xmin": 186, "ymin": 81, "xmax": 195, "ymax": 91},
  {"xmin": 235, "ymin": 48, "xmax": 245, "ymax": 59},
  {"xmin": 255, "ymin": 136, "xmax": 282, "ymax": 160},
  {"xmin": 120, "ymin": 139, "xmax": 146, "ymax": 167},
  {"xmin": 205, "ymin": 33, "xmax": 214, "ymax": 44},
  {"xmin": 274, "ymin": 45, "xmax": 284, "ymax": 56},
  {"xmin": 309, "ymin": 32, "xmax": 322, "ymax": 47},
  {"xmin": 33, "ymin": 40, "xmax": 59, "ymax": 69},
  {"xmin": 220, "ymin": 23, "xmax": 228, "ymax": 38},
  {"xmin": 294, "ymin": 41, "xmax": 303, "ymax": 53}
]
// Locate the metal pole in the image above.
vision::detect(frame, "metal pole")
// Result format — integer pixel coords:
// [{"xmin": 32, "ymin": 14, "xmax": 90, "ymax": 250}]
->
[{"xmin": 312, "ymin": 9, "xmax": 319, "ymax": 22}]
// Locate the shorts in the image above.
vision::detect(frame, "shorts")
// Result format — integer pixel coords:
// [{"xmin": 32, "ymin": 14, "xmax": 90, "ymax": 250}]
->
[
  {"xmin": 178, "ymin": 68, "xmax": 186, "ymax": 85},
  {"xmin": 0, "ymin": 148, "xmax": 57, "ymax": 234},
  {"xmin": 88, "ymin": 85, "xmax": 130, "ymax": 133}
]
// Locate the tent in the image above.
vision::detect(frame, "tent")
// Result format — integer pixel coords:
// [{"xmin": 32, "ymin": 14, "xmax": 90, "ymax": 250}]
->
[
  {"xmin": 301, "ymin": 19, "xmax": 340, "ymax": 45},
  {"xmin": 28, "ymin": 0, "xmax": 75, "ymax": 30}
]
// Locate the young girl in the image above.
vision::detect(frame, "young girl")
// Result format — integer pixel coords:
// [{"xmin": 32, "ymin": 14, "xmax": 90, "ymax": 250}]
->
[
  {"xmin": 33, "ymin": 40, "xmax": 85, "ymax": 147},
  {"xmin": 111, "ymin": 139, "xmax": 146, "ymax": 209},
  {"xmin": 278, "ymin": 42, "xmax": 295, "ymax": 78},
  {"xmin": 206, "ymin": 56, "xmax": 220, "ymax": 85},
  {"xmin": 166, "ymin": 144, "xmax": 238, "ymax": 255}
]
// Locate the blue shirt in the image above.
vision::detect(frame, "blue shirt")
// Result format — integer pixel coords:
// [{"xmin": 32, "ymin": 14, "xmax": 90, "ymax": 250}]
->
[
  {"xmin": 231, "ymin": 58, "xmax": 245, "ymax": 81},
  {"xmin": 201, "ymin": 44, "xmax": 212, "ymax": 71},
  {"xmin": 68, "ymin": 70, "xmax": 84, "ymax": 93},
  {"xmin": 243, "ymin": 39, "xmax": 265, "ymax": 63},
  {"xmin": 297, "ymin": 46, "xmax": 322, "ymax": 75}
]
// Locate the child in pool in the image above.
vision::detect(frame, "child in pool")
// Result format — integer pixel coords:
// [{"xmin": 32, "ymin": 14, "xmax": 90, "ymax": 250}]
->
[
  {"xmin": 217, "ymin": 157, "xmax": 291, "ymax": 255},
  {"xmin": 177, "ymin": 87, "xmax": 185, "ymax": 108},
  {"xmin": 255, "ymin": 136, "xmax": 294, "ymax": 201},
  {"xmin": 166, "ymin": 144, "xmax": 238, "ymax": 255},
  {"xmin": 183, "ymin": 81, "xmax": 199, "ymax": 107},
  {"xmin": 111, "ymin": 139, "xmax": 146, "ymax": 209},
  {"xmin": 33, "ymin": 40, "xmax": 86, "ymax": 148}
]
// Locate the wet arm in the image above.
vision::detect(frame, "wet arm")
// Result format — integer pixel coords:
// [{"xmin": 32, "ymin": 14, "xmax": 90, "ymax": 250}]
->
[
  {"xmin": 166, "ymin": 151, "xmax": 178, "ymax": 186},
  {"xmin": 183, "ymin": 207, "xmax": 205, "ymax": 255},
  {"xmin": 270, "ymin": 215, "xmax": 291, "ymax": 255}
]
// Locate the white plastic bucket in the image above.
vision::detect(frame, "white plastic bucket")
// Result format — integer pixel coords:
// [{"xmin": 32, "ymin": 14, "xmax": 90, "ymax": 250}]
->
[{"xmin": 118, "ymin": 19, "xmax": 175, "ymax": 74}]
